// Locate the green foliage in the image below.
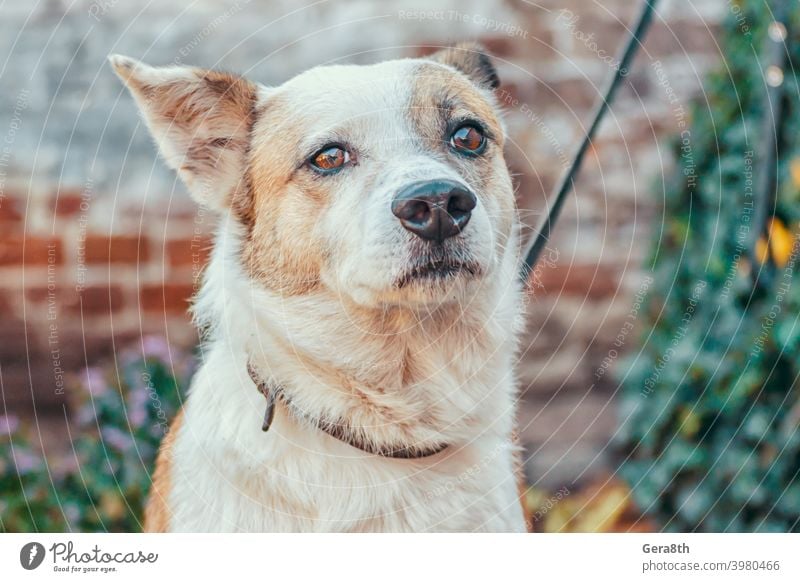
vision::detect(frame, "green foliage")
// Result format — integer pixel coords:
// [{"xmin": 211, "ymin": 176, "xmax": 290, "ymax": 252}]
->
[
  {"xmin": 0, "ymin": 338, "xmax": 190, "ymax": 532},
  {"xmin": 618, "ymin": 1, "xmax": 800, "ymax": 532},
  {"xmin": 0, "ymin": 417, "xmax": 64, "ymax": 532}
]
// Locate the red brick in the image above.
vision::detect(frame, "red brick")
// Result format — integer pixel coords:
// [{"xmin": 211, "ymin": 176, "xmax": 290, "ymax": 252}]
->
[
  {"xmin": 84, "ymin": 234, "xmax": 149, "ymax": 264},
  {"xmin": 24, "ymin": 286, "xmax": 52, "ymax": 303},
  {"xmin": 0, "ymin": 319, "xmax": 30, "ymax": 360},
  {"xmin": 140, "ymin": 283, "xmax": 194, "ymax": 314},
  {"xmin": 0, "ymin": 196, "xmax": 22, "ymax": 221},
  {"xmin": 533, "ymin": 264, "xmax": 620, "ymax": 299},
  {"xmin": 480, "ymin": 36, "xmax": 518, "ymax": 59},
  {"xmin": 0, "ymin": 289, "xmax": 15, "ymax": 315},
  {"xmin": 495, "ymin": 81, "xmax": 537, "ymax": 108},
  {"xmin": 27, "ymin": 285, "xmax": 124, "ymax": 316},
  {"xmin": 165, "ymin": 236, "xmax": 212, "ymax": 267},
  {"xmin": 139, "ymin": 198, "xmax": 200, "ymax": 220},
  {"xmin": 557, "ymin": 16, "xmax": 627, "ymax": 62},
  {"xmin": 0, "ymin": 235, "xmax": 62, "ymax": 266},
  {"xmin": 0, "ymin": 363, "xmax": 66, "ymax": 410},
  {"xmin": 66, "ymin": 285, "xmax": 125, "ymax": 315},
  {"xmin": 645, "ymin": 22, "xmax": 722, "ymax": 57},
  {"xmin": 537, "ymin": 77, "xmax": 598, "ymax": 110},
  {"xmin": 50, "ymin": 189, "xmax": 88, "ymax": 217}
]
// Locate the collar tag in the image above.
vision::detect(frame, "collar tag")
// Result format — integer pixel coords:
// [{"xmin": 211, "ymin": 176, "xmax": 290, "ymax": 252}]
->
[{"xmin": 248, "ymin": 364, "xmax": 276, "ymax": 432}]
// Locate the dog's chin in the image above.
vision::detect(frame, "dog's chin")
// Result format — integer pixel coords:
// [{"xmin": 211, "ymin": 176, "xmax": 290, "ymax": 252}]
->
[
  {"xmin": 396, "ymin": 239, "xmax": 483, "ymax": 289},
  {"xmin": 395, "ymin": 258, "xmax": 482, "ymax": 290},
  {"xmin": 338, "ymin": 241, "xmax": 489, "ymax": 308},
  {"xmin": 343, "ymin": 262, "xmax": 483, "ymax": 309},
  {"xmin": 378, "ymin": 252, "xmax": 484, "ymax": 306}
]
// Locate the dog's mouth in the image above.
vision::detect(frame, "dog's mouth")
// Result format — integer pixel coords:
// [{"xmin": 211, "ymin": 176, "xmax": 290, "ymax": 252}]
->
[{"xmin": 395, "ymin": 257, "xmax": 482, "ymax": 289}]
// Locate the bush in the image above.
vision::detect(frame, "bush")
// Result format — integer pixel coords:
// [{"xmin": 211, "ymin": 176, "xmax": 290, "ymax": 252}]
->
[
  {"xmin": 617, "ymin": 1, "xmax": 800, "ymax": 532},
  {"xmin": 0, "ymin": 337, "xmax": 191, "ymax": 532}
]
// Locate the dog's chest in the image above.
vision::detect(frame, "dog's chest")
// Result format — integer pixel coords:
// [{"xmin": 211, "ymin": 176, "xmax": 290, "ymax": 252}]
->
[
  {"xmin": 166, "ymin": 393, "xmax": 524, "ymax": 532},
  {"xmin": 161, "ymin": 297, "xmax": 525, "ymax": 532}
]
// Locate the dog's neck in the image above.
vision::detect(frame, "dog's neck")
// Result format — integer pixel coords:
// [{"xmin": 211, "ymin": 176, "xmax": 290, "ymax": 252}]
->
[{"xmin": 194, "ymin": 218, "xmax": 523, "ymax": 451}]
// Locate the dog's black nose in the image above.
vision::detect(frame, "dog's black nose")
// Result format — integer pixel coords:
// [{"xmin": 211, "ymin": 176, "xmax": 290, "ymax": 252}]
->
[{"xmin": 391, "ymin": 180, "xmax": 477, "ymax": 243}]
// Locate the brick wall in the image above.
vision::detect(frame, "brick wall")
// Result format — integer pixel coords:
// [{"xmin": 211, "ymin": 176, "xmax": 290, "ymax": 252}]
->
[
  {"xmin": 0, "ymin": 0, "xmax": 727, "ymax": 486},
  {"xmin": 0, "ymin": 189, "xmax": 211, "ymax": 411}
]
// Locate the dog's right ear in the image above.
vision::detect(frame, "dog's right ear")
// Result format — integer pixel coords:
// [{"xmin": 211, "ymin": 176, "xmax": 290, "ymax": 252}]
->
[
  {"xmin": 109, "ymin": 55, "xmax": 258, "ymax": 211},
  {"xmin": 428, "ymin": 43, "xmax": 500, "ymax": 90}
]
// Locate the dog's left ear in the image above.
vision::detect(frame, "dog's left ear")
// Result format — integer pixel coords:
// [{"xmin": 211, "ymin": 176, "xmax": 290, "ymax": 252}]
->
[
  {"xmin": 428, "ymin": 42, "xmax": 500, "ymax": 90},
  {"xmin": 109, "ymin": 55, "xmax": 258, "ymax": 211}
]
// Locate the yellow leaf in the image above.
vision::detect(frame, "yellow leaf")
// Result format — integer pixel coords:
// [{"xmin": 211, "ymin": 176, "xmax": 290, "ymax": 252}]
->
[
  {"xmin": 523, "ymin": 486, "xmax": 547, "ymax": 513},
  {"xmin": 791, "ymin": 158, "xmax": 800, "ymax": 188},
  {"xmin": 572, "ymin": 484, "xmax": 630, "ymax": 532},
  {"xmin": 543, "ymin": 498, "xmax": 578, "ymax": 533},
  {"xmin": 769, "ymin": 218, "xmax": 795, "ymax": 268},
  {"xmin": 679, "ymin": 407, "xmax": 701, "ymax": 437},
  {"xmin": 100, "ymin": 493, "xmax": 126, "ymax": 521}
]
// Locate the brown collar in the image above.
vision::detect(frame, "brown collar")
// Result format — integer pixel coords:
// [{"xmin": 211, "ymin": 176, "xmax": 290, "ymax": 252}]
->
[{"xmin": 247, "ymin": 364, "xmax": 449, "ymax": 460}]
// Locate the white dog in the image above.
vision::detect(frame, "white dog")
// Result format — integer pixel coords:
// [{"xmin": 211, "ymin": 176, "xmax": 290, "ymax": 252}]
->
[{"xmin": 111, "ymin": 43, "xmax": 527, "ymax": 532}]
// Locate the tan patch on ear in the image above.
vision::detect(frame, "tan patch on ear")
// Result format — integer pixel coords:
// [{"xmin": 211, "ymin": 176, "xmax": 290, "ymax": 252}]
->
[
  {"xmin": 143, "ymin": 410, "xmax": 184, "ymax": 533},
  {"xmin": 110, "ymin": 55, "xmax": 258, "ymax": 213}
]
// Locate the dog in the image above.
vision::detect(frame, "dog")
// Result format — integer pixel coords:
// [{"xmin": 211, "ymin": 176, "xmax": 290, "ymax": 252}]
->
[{"xmin": 110, "ymin": 43, "xmax": 527, "ymax": 532}]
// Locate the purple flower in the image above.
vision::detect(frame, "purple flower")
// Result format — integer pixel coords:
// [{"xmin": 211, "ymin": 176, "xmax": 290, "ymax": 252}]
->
[
  {"xmin": 142, "ymin": 335, "xmax": 172, "ymax": 363},
  {"xmin": 0, "ymin": 415, "xmax": 19, "ymax": 437},
  {"xmin": 81, "ymin": 367, "xmax": 109, "ymax": 397},
  {"xmin": 101, "ymin": 427, "xmax": 133, "ymax": 452},
  {"xmin": 100, "ymin": 426, "xmax": 133, "ymax": 451},
  {"xmin": 14, "ymin": 450, "xmax": 41, "ymax": 474},
  {"xmin": 63, "ymin": 502, "xmax": 81, "ymax": 526},
  {"xmin": 76, "ymin": 406, "xmax": 97, "ymax": 427},
  {"xmin": 127, "ymin": 385, "xmax": 149, "ymax": 428}
]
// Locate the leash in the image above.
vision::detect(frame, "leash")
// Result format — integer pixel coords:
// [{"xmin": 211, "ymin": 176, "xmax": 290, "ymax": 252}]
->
[{"xmin": 519, "ymin": 0, "xmax": 660, "ymax": 280}]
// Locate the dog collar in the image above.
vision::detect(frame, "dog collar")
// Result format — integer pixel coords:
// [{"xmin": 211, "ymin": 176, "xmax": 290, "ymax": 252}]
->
[{"xmin": 247, "ymin": 364, "xmax": 449, "ymax": 460}]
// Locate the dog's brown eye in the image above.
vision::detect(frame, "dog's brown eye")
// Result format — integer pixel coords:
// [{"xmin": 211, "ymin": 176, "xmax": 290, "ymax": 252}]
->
[
  {"xmin": 450, "ymin": 124, "xmax": 486, "ymax": 154},
  {"xmin": 310, "ymin": 146, "xmax": 350, "ymax": 173}
]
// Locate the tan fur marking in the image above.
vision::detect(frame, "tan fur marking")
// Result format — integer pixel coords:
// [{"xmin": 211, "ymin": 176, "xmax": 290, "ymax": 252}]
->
[
  {"xmin": 409, "ymin": 63, "xmax": 516, "ymax": 251},
  {"xmin": 143, "ymin": 410, "xmax": 184, "ymax": 532},
  {"xmin": 409, "ymin": 63, "xmax": 503, "ymax": 149},
  {"xmin": 408, "ymin": 62, "xmax": 506, "ymax": 205},
  {"xmin": 243, "ymin": 95, "xmax": 327, "ymax": 295}
]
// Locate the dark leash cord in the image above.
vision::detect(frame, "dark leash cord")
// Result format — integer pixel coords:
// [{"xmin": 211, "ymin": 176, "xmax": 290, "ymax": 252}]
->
[{"xmin": 519, "ymin": 0, "xmax": 660, "ymax": 281}]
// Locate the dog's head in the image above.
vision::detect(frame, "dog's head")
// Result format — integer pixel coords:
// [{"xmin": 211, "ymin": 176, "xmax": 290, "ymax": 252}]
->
[{"xmin": 111, "ymin": 45, "xmax": 517, "ymax": 308}]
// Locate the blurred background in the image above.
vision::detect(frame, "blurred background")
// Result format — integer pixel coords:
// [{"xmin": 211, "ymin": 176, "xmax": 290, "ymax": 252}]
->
[{"xmin": 2, "ymin": 0, "xmax": 799, "ymax": 532}]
